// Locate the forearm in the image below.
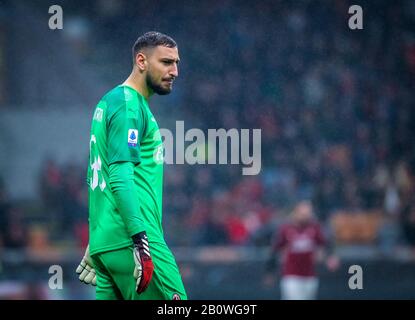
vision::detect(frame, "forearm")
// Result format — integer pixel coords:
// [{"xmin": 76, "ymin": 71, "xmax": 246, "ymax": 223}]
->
[
  {"xmin": 321, "ymin": 241, "xmax": 336, "ymax": 259},
  {"xmin": 265, "ymin": 246, "xmax": 280, "ymax": 274},
  {"xmin": 109, "ymin": 161, "xmax": 145, "ymax": 237},
  {"xmin": 109, "ymin": 162, "xmax": 154, "ymax": 293}
]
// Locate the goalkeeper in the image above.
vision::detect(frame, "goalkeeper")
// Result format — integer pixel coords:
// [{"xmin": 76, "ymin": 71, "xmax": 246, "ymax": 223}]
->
[{"xmin": 76, "ymin": 31, "xmax": 186, "ymax": 300}]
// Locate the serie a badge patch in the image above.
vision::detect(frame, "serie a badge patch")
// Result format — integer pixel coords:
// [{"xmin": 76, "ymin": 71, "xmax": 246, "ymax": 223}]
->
[{"xmin": 128, "ymin": 129, "xmax": 138, "ymax": 147}]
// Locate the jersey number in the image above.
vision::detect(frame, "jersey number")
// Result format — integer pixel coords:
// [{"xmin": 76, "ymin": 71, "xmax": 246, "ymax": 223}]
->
[{"xmin": 89, "ymin": 135, "xmax": 106, "ymax": 191}]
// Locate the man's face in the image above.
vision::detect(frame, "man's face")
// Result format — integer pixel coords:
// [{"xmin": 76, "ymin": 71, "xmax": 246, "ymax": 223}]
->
[
  {"xmin": 145, "ymin": 46, "xmax": 180, "ymax": 95},
  {"xmin": 293, "ymin": 202, "xmax": 313, "ymax": 226}
]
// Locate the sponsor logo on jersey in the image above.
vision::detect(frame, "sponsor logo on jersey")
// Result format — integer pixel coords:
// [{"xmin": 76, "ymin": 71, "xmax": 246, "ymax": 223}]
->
[
  {"xmin": 128, "ymin": 129, "xmax": 138, "ymax": 147},
  {"xmin": 94, "ymin": 108, "xmax": 103, "ymax": 122}
]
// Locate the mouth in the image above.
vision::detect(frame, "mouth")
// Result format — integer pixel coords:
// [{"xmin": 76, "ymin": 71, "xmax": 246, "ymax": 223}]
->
[{"xmin": 163, "ymin": 79, "xmax": 174, "ymax": 84}]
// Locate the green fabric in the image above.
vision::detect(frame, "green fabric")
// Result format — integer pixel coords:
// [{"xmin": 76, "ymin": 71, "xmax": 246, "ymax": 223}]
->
[
  {"xmin": 87, "ymin": 85, "xmax": 165, "ymax": 256},
  {"xmin": 109, "ymin": 161, "xmax": 145, "ymax": 237},
  {"xmin": 92, "ymin": 244, "xmax": 187, "ymax": 300}
]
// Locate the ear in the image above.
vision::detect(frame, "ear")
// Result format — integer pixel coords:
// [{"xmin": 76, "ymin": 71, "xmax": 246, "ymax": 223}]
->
[{"xmin": 135, "ymin": 52, "xmax": 147, "ymax": 72}]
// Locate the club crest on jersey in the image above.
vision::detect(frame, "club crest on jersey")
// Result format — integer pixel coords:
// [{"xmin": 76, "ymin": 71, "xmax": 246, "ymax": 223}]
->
[
  {"xmin": 128, "ymin": 129, "xmax": 138, "ymax": 147},
  {"xmin": 172, "ymin": 293, "xmax": 181, "ymax": 300}
]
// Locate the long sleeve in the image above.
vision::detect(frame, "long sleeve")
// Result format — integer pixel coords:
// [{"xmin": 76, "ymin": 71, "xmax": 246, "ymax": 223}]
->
[{"xmin": 109, "ymin": 161, "xmax": 145, "ymax": 237}]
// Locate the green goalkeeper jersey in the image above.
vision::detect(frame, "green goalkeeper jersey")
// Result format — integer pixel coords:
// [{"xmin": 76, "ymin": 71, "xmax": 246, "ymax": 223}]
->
[{"xmin": 87, "ymin": 85, "xmax": 165, "ymax": 256}]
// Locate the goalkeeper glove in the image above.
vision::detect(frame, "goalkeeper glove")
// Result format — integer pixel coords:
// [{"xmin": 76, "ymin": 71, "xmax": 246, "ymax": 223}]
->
[
  {"xmin": 76, "ymin": 245, "xmax": 96, "ymax": 286},
  {"xmin": 132, "ymin": 231, "xmax": 154, "ymax": 293}
]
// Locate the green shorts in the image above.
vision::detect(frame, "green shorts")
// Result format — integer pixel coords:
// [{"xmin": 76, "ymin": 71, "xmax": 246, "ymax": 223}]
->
[{"xmin": 91, "ymin": 242, "xmax": 187, "ymax": 300}]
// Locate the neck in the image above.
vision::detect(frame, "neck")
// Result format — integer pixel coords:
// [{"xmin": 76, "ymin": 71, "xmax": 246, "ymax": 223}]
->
[{"xmin": 122, "ymin": 68, "xmax": 153, "ymax": 100}]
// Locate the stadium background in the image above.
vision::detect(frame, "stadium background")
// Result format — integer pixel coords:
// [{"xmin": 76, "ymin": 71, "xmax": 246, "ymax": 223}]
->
[{"xmin": 0, "ymin": 0, "xmax": 414, "ymax": 299}]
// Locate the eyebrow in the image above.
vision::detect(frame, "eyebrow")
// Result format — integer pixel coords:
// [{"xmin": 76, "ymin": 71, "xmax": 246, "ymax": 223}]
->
[{"xmin": 161, "ymin": 57, "xmax": 180, "ymax": 63}]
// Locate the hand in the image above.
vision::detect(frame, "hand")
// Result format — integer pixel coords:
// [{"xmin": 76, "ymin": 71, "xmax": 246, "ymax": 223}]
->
[
  {"xmin": 76, "ymin": 245, "xmax": 97, "ymax": 286},
  {"xmin": 325, "ymin": 255, "xmax": 340, "ymax": 272},
  {"xmin": 132, "ymin": 232, "xmax": 154, "ymax": 293},
  {"xmin": 263, "ymin": 273, "xmax": 276, "ymax": 287}
]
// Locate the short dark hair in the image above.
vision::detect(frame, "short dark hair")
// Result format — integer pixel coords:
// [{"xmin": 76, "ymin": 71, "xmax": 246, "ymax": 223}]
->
[{"xmin": 132, "ymin": 31, "xmax": 177, "ymax": 63}]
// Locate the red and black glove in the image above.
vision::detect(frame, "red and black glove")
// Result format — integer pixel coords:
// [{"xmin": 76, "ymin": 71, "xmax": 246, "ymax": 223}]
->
[{"xmin": 132, "ymin": 231, "xmax": 154, "ymax": 293}]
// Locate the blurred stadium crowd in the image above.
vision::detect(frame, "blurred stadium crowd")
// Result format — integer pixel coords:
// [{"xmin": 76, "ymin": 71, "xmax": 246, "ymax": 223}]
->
[{"xmin": 0, "ymin": 0, "xmax": 415, "ymax": 260}]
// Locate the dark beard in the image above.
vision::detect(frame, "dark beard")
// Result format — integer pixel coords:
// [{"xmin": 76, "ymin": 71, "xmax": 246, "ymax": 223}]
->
[{"xmin": 146, "ymin": 73, "xmax": 172, "ymax": 95}]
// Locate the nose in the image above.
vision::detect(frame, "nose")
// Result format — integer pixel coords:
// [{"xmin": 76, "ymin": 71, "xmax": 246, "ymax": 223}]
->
[{"xmin": 170, "ymin": 64, "xmax": 178, "ymax": 78}]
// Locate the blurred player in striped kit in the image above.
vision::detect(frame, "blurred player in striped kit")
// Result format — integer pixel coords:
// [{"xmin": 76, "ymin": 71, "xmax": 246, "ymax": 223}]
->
[{"xmin": 266, "ymin": 201, "xmax": 339, "ymax": 300}]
